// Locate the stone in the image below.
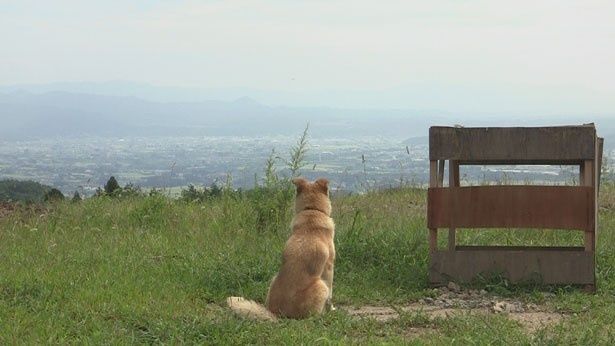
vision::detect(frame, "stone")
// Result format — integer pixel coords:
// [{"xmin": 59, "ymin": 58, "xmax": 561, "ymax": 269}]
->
[
  {"xmin": 493, "ymin": 301, "xmax": 512, "ymax": 313},
  {"xmin": 447, "ymin": 281, "xmax": 461, "ymax": 293}
]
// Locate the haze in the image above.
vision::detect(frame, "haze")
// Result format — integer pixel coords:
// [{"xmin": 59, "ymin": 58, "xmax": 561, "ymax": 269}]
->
[{"xmin": 2, "ymin": 0, "xmax": 614, "ymax": 113}]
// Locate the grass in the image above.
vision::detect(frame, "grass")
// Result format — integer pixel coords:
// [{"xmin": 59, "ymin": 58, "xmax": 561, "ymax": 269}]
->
[{"xmin": 0, "ymin": 184, "xmax": 614, "ymax": 344}]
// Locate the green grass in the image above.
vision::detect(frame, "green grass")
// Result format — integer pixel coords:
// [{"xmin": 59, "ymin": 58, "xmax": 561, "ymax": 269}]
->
[{"xmin": 1, "ymin": 185, "xmax": 614, "ymax": 344}]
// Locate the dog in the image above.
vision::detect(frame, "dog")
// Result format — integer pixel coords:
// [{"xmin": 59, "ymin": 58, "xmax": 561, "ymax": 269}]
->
[{"xmin": 227, "ymin": 177, "xmax": 336, "ymax": 321}]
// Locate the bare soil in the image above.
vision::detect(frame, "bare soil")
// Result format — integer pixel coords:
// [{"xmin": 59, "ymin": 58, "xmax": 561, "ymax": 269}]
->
[
  {"xmin": 0, "ymin": 202, "xmax": 17, "ymax": 218},
  {"xmin": 344, "ymin": 284, "xmax": 565, "ymax": 333}
]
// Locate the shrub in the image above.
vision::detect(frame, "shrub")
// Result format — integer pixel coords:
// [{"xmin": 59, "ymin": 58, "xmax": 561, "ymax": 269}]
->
[{"xmin": 43, "ymin": 188, "xmax": 64, "ymax": 202}]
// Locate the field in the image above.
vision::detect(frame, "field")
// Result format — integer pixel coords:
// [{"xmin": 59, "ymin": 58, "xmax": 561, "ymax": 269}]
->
[{"xmin": 1, "ymin": 185, "xmax": 614, "ymax": 344}]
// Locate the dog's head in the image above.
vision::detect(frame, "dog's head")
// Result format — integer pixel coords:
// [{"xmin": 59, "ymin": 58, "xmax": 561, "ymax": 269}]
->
[{"xmin": 291, "ymin": 177, "xmax": 331, "ymax": 216}]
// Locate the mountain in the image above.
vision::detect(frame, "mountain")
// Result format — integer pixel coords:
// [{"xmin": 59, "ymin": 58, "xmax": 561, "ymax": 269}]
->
[
  {"xmin": 1, "ymin": 87, "xmax": 614, "ymax": 144},
  {"xmin": 0, "ymin": 90, "xmax": 453, "ymax": 139}
]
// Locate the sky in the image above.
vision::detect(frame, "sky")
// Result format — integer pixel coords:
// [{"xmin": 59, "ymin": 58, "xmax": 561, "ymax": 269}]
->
[{"xmin": 1, "ymin": 0, "xmax": 614, "ymax": 113}]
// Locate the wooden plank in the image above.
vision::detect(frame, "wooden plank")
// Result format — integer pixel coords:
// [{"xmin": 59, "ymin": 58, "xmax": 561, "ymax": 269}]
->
[
  {"xmin": 448, "ymin": 160, "xmax": 459, "ymax": 251},
  {"xmin": 437, "ymin": 160, "xmax": 445, "ymax": 187},
  {"xmin": 428, "ymin": 160, "xmax": 438, "ymax": 252},
  {"xmin": 430, "ymin": 126, "xmax": 596, "ymax": 162},
  {"xmin": 429, "ymin": 247, "xmax": 595, "ymax": 285},
  {"xmin": 582, "ymin": 160, "xmax": 595, "ymax": 252},
  {"xmin": 429, "ymin": 161, "xmax": 437, "ymax": 187},
  {"xmin": 428, "ymin": 186, "xmax": 593, "ymax": 230},
  {"xmin": 429, "ymin": 229, "xmax": 437, "ymax": 253}
]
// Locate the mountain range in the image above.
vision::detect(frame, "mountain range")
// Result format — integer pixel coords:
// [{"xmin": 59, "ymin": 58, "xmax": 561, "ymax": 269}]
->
[{"xmin": 1, "ymin": 82, "xmax": 614, "ymax": 145}]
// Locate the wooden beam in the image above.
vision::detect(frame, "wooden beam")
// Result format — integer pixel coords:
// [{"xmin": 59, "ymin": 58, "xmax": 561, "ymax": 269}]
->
[
  {"xmin": 448, "ymin": 160, "xmax": 460, "ymax": 251},
  {"xmin": 428, "ymin": 160, "xmax": 438, "ymax": 253},
  {"xmin": 428, "ymin": 186, "xmax": 593, "ymax": 230},
  {"xmin": 582, "ymin": 160, "xmax": 595, "ymax": 252},
  {"xmin": 437, "ymin": 160, "xmax": 445, "ymax": 187},
  {"xmin": 429, "ymin": 247, "xmax": 595, "ymax": 285},
  {"xmin": 430, "ymin": 126, "xmax": 596, "ymax": 162},
  {"xmin": 429, "ymin": 160, "xmax": 437, "ymax": 187}
]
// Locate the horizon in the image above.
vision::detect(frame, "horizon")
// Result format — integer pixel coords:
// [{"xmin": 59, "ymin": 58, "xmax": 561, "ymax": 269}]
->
[{"xmin": 2, "ymin": 80, "xmax": 615, "ymax": 118}]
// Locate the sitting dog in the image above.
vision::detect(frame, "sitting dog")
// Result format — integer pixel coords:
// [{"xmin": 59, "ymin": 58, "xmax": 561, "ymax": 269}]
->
[{"xmin": 227, "ymin": 177, "xmax": 336, "ymax": 321}]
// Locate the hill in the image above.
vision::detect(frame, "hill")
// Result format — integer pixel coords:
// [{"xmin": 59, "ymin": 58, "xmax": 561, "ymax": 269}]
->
[
  {"xmin": 0, "ymin": 179, "xmax": 54, "ymax": 202},
  {"xmin": 2, "ymin": 89, "xmax": 615, "ymax": 144},
  {"xmin": 0, "ymin": 185, "xmax": 613, "ymax": 343}
]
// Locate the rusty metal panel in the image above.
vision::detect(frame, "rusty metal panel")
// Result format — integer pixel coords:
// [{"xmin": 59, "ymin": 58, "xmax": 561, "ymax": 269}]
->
[
  {"xmin": 429, "ymin": 126, "xmax": 596, "ymax": 162},
  {"xmin": 428, "ymin": 186, "xmax": 594, "ymax": 230},
  {"xmin": 429, "ymin": 247, "xmax": 595, "ymax": 285}
]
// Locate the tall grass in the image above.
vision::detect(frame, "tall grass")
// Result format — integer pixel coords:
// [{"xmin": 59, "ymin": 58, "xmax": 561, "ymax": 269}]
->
[
  {"xmin": 1, "ymin": 185, "xmax": 614, "ymax": 343},
  {"xmin": 1, "ymin": 183, "xmax": 615, "ymax": 343}
]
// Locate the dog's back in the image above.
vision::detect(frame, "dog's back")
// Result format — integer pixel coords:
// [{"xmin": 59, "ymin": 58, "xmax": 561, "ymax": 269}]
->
[
  {"xmin": 266, "ymin": 178, "xmax": 335, "ymax": 318},
  {"xmin": 227, "ymin": 177, "xmax": 335, "ymax": 320}
]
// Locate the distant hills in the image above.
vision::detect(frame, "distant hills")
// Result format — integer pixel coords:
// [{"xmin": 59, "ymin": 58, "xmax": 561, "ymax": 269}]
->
[
  {"xmin": 1, "ymin": 82, "xmax": 614, "ymax": 145},
  {"xmin": 0, "ymin": 90, "xmax": 453, "ymax": 139},
  {"xmin": 0, "ymin": 179, "xmax": 54, "ymax": 203}
]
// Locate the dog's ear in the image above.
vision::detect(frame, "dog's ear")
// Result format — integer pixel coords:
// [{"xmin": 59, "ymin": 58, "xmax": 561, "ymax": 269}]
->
[
  {"xmin": 292, "ymin": 177, "xmax": 308, "ymax": 193},
  {"xmin": 315, "ymin": 178, "xmax": 329, "ymax": 195}
]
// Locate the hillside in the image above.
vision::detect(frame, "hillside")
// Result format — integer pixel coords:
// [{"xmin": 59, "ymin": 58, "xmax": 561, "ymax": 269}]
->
[
  {"xmin": 0, "ymin": 179, "xmax": 53, "ymax": 203},
  {"xmin": 0, "ymin": 185, "xmax": 613, "ymax": 343}
]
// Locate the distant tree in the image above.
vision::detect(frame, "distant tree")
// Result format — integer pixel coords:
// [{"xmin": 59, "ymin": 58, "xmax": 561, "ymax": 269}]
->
[
  {"xmin": 71, "ymin": 191, "xmax": 82, "ymax": 202},
  {"xmin": 44, "ymin": 188, "xmax": 65, "ymax": 202},
  {"xmin": 104, "ymin": 176, "xmax": 121, "ymax": 195}
]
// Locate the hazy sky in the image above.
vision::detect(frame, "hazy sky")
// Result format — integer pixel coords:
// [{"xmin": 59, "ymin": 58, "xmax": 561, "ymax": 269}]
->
[{"xmin": 1, "ymin": 1, "xmax": 614, "ymax": 112}]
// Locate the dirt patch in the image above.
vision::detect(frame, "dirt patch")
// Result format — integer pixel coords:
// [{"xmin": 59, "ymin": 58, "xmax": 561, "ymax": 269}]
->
[
  {"xmin": 344, "ymin": 283, "xmax": 566, "ymax": 333},
  {"xmin": 346, "ymin": 306, "xmax": 398, "ymax": 322},
  {"xmin": 509, "ymin": 312, "xmax": 564, "ymax": 333},
  {"xmin": 345, "ymin": 304, "xmax": 484, "ymax": 321},
  {"xmin": 0, "ymin": 202, "xmax": 17, "ymax": 218}
]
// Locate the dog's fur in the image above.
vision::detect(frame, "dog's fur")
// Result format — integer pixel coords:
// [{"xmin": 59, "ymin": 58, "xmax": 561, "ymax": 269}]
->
[{"xmin": 227, "ymin": 177, "xmax": 335, "ymax": 321}]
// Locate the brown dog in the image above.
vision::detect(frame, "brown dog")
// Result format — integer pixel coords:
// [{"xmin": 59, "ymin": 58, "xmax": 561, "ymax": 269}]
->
[{"xmin": 227, "ymin": 177, "xmax": 336, "ymax": 320}]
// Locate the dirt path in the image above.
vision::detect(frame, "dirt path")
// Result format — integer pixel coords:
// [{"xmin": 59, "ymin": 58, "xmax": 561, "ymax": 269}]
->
[{"xmin": 344, "ymin": 283, "xmax": 565, "ymax": 333}]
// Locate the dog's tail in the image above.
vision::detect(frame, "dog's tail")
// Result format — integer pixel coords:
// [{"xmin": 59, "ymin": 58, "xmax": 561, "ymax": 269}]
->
[{"xmin": 226, "ymin": 297, "xmax": 277, "ymax": 322}]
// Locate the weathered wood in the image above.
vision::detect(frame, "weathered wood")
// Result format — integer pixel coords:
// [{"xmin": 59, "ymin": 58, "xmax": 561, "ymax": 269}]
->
[
  {"xmin": 429, "ymin": 160, "xmax": 437, "ymax": 187},
  {"xmin": 428, "ymin": 186, "xmax": 594, "ymax": 230},
  {"xmin": 448, "ymin": 160, "xmax": 460, "ymax": 251},
  {"xmin": 427, "ymin": 125, "xmax": 599, "ymax": 289},
  {"xmin": 596, "ymin": 138, "xmax": 603, "ymax": 250},
  {"xmin": 437, "ymin": 160, "xmax": 445, "ymax": 187},
  {"xmin": 429, "ymin": 247, "xmax": 595, "ymax": 285},
  {"xmin": 582, "ymin": 160, "xmax": 595, "ymax": 252},
  {"xmin": 429, "ymin": 229, "xmax": 437, "ymax": 253},
  {"xmin": 429, "ymin": 160, "xmax": 438, "ymax": 252},
  {"xmin": 430, "ymin": 126, "xmax": 596, "ymax": 162}
]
